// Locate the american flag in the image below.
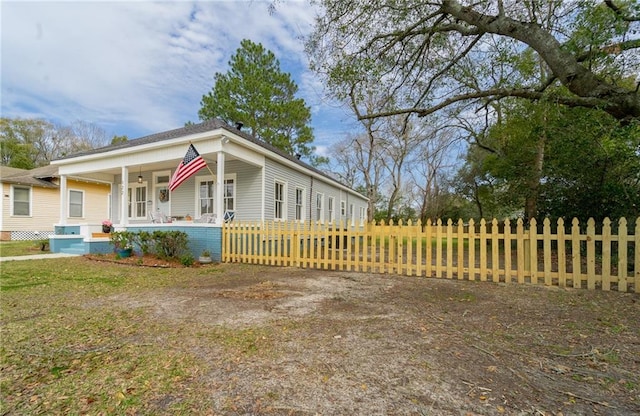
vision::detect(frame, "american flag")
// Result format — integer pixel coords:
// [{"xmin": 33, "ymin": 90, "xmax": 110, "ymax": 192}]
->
[{"xmin": 168, "ymin": 144, "xmax": 207, "ymax": 191}]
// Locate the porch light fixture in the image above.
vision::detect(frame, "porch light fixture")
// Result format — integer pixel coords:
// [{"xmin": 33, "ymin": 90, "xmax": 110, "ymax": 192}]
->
[{"xmin": 137, "ymin": 167, "xmax": 143, "ymax": 183}]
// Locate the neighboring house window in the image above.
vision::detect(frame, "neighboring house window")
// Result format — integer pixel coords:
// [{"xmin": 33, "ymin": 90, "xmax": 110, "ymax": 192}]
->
[
  {"xmin": 275, "ymin": 181, "xmax": 285, "ymax": 220},
  {"xmin": 328, "ymin": 197, "xmax": 335, "ymax": 223},
  {"xmin": 295, "ymin": 187, "xmax": 304, "ymax": 221},
  {"xmin": 69, "ymin": 190, "xmax": 84, "ymax": 218},
  {"xmin": 128, "ymin": 184, "xmax": 147, "ymax": 219},
  {"xmin": 12, "ymin": 186, "xmax": 30, "ymax": 216},
  {"xmin": 350, "ymin": 203, "xmax": 355, "ymax": 225},
  {"xmin": 359, "ymin": 206, "xmax": 367, "ymax": 225},
  {"xmin": 316, "ymin": 193, "xmax": 324, "ymax": 222},
  {"xmin": 223, "ymin": 178, "xmax": 235, "ymax": 212},
  {"xmin": 199, "ymin": 179, "xmax": 214, "ymax": 215},
  {"xmin": 340, "ymin": 200, "xmax": 346, "ymax": 217}
]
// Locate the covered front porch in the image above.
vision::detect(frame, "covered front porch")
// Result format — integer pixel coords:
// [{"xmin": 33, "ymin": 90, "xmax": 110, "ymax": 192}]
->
[{"xmin": 48, "ymin": 123, "xmax": 266, "ymax": 259}]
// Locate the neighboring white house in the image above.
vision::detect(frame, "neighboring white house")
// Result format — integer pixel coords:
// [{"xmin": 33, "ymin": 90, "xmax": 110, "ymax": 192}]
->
[{"xmin": 50, "ymin": 119, "xmax": 368, "ymax": 229}]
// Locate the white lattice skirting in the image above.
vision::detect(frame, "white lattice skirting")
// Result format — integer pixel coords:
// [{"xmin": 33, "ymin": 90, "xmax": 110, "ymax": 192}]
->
[{"xmin": 9, "ymin": 231, "xmax": 54, "ymax": 241}]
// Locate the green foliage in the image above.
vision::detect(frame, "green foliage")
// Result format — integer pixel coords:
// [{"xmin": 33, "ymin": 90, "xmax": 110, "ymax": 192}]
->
[
  {"xmin": 109, "ymin": 231, "xmax": 136, "ymax": 251},
  {"xmin": 1, "ymin": 117, "xmax": 109, "ymax": 167},
  {"xmin": 110, "ymin": 230, "xmax": 190, "ymax": 262},
  {"xmin": 110, "ymin": 135, "xmax": 128, "ymax": 144},
  {"xmin": 133, "ymin": 231, "xmax": 153, "ymax": 255},
  {"xmin": 180, "ymin": 253, "xmax": 195, "ymax": 267},
  {"xmin": 151, "ymin": 230, "xmax": 189, "ymax": 260},
  {"xmin": 198, "ymin": 39, "xmax": 318, "ymax": 163},
  {"xmin": 458, "ymin": 101, "xmax": 640, "ymax": 222}
]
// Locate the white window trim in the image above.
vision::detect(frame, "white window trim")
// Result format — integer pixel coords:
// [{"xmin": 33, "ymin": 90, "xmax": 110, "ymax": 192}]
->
[
  {"xmin": 349, "ymin": 203, "xmax": 355, "ymax": 226},
  {"xmin": 340, "ymin": 200, "xmax": 346, "ymax": 217},
  {"xmin": 128, "ymin": 182, "xmax": 148, "ymax": 220},
  {"xmin": 195, "ymin": 174, "xmax": 215, "ymax": 218},
  {"xmin": 274, "ymin": 180, "xmax": 287, "ymax": 220},
  {"xmin": 295, "ymin": 187, "xmax": 306, "ymax": 222},
  {"xmin": 10, "ymin": 185, "xmax": 31, "ymax": 217},
  {"xmin": 68, "ymin": 189, "xmax": 85, "ymax": 218},
  {"xmin": 195, "ymin": 173, "xmax": 236, "ymax": 219},
  {"xmin": 359, "ymin": 206, "xmax": 367, "ymax": 225},
  {"xmin": 223, "ymin": 174, "xmax": 236, "ymax": 213},
  {"xmin": 328, "ymin": 196, "xmax": 335, "ymax": 223},
  {"xmin": 316, "ymin": 192, "xmax": 324, "ymax": 223}
]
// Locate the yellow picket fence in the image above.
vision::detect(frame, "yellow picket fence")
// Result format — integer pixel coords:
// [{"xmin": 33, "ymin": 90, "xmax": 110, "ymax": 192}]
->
[{"xmin": 222, "ymin": 217, "xmax": 640, "ymax": 293}]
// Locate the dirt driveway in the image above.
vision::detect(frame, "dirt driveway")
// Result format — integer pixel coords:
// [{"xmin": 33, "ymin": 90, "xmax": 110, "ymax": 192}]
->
[{"xmin": 100, "ymin": 262, "xmax": 639, "ymax": 415}]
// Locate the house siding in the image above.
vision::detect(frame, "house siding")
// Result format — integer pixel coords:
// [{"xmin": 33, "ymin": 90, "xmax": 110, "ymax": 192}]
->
[
  {"xmin": 228, "ymin": 160, "xmax": 262, "ymax": 221},
  {"xmin": 261, "ymin": 157, "xmax": 368, "ymax": 223},
  {"xmin": 0, "ymin": 179, "xmax": 109, "ymax": 240}
]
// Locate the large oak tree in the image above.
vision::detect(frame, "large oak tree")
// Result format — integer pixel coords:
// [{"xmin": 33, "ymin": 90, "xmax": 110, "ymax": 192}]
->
[{"xmin": 307, "ymin": 0, "xmax": 640, "ymax": 123}]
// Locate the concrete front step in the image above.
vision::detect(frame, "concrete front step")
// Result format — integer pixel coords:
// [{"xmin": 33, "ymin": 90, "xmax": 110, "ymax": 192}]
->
[{"xmin": 60, "ymin": 243, "xmax": 86, "ymax": 255}]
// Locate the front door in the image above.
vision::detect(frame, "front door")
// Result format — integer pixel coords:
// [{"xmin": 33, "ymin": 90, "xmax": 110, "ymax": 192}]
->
[{"xmin": 154, "ymin": 171, "xmax": 171, "ymax": 217}]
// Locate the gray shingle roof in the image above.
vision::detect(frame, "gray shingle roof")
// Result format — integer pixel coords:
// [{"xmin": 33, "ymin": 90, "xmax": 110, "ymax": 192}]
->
[
  {"xmin": 0, "ymin": 165, "xmax": 58, "ymax": 188},
  {"xmin": 53, "ymin": 119, "xmax": 355, "ymax": 193}
]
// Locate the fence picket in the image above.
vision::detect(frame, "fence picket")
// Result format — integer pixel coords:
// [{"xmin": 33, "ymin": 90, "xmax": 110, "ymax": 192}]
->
[
  {"xmin": 543, "ymin": 218, "xmax": 552, "ymax": 286},
  {"xmin": 602, "ymin": 218, "xmax": 612, "ymax": 291},
  {"xmin": 587, "ymin": 218, "xmax": 596, "ymax": 290},
  {"xmin": 479, "ymin": 219, "xmax": 487, "ymax": 282},
  {"xmin": 557, "ymin": 218, "xmax": 566, "ymax": 288}
]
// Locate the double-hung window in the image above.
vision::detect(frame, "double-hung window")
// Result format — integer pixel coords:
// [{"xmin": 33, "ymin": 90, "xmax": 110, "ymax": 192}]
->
[
  {"xmin": 316, "ymin": 193, "xmax": 324, "ymax": 222},
  {"xmin": 359, "ymin": 206, "xmax": 367, "ymax": 225},
  {"xmin": 12, "ymin": 186, "xmax": 30, "ymax": 216},
  {"xmin": 199, "ymin": 179, "xmax": 215, "ymax": 215},
  {"xmin": 223, "ymin": 178, "xmax": 235, "ymax": 212},
  {"xmin": 275, "ymin": 181, "xmax": 285, "ymax": 220},
  {"xmin": 295, "ymin": 188, "xmax": 304, "ymax": 221},
  {"xmin": 128, "ymin": 184, "xmax": 147, "ymax": 219},
  {"xmin": 69, "ymin": 190, "xmax": 84, "ymax": 218}
]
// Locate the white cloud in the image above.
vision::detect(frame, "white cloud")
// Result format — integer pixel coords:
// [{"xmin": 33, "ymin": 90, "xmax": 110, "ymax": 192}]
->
[{"xmin": 1, "ymin": 0, "xmax": 355, "ymax": 145}]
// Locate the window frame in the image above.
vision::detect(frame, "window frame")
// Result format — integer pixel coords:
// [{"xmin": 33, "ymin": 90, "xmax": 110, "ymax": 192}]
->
[
  {"xmin": 295, "ymin": 187, "xmax": 305, "ymax": 221},
  {"xmin": 11, "ymin": 185, "xmax": 31, "ymax": 216},
  {"xmin": 316, "ymin": 192, "xmax": 324, "ymax": 222},
  {"xmin": 328, "ymin": 196, "xmax": 335, "ymax": 224},
  {"xmin": 127, "ymin": 182, "xmax": 148, "ymax": 220},
  {"xmin": 274, "ymin": 180, "xmax": 286, "ymax": 220},
  {"xmin": 196, "ymin": 175, "xmax": 215, "ymax": 216},
  {"xmin": 68, "ymin": 189, "xmax": 84, "ymax": 218}
]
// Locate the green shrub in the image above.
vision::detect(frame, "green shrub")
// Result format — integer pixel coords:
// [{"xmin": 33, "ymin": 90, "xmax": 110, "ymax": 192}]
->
[
  {"xmin": 180, "ymin": 253, "xmax": 195, "ymax": 267},
  {"xmin": 152, "ymin": 230, "xmax": 189, "ymax": 260},
  {"xmin": 133, "ymin": 231, "xmax": 153, "ymax": 255}
]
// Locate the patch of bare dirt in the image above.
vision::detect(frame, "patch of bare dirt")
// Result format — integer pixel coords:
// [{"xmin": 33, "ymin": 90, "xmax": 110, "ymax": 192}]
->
[{"xmin": 88, "ymin": 262, "xmax": 640, "ymax": 415}]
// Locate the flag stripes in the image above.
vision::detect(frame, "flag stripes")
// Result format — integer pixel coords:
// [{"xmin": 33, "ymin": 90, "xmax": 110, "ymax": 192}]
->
[{"xmin": 169, "ymin": 144, "xmax": 207, "ymax": 191}]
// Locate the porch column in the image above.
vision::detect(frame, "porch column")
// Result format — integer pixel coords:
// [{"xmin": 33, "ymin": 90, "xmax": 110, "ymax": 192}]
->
[
  {"xmin": 120, "ymin": 166, "xmax": 129, "ymax": 226},
  {"xmin": 216, "ymin": 151, "xmax": 225, "ymax": 225},
  {"xmin": 59, "ymin": 174, "xmax": 67, "ymax": 225}
]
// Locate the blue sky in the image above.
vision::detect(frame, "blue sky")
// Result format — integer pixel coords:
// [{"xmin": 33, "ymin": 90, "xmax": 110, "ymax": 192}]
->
[{"xmin": 1, "ymin": 0, "xmax": 359, "ymax": 156}]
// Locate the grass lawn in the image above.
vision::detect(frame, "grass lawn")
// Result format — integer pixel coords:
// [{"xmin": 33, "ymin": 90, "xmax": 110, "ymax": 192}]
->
[
  {"xmin": 1, "ymin": 258, "xmax": 215, "ymax": 414},
  {"xmin": 2, "ymin": 256, "xmax": 638, "ymax": 415},
  {"xmin": 0, "ymin": 240, "xmax": 50, "ymax": 257}
]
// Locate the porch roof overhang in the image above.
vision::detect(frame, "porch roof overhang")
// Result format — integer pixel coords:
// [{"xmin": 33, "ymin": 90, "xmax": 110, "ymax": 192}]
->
[{"xmin": 50, "ymin": 119, "xmax": 368, "ymax": 201}]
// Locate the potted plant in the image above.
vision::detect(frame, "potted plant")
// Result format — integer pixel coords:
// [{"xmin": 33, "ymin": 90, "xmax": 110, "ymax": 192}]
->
[
  {"xmin": 102, "ymin": 219, "xmax": 113, "ymax": 233},
  {"xmin": 110, "ymin": 231, "xmax": 135, "ymax": 258},
  {"xmin": 199, "ymin": 249, "xmax": 212, "ymax": 264}
]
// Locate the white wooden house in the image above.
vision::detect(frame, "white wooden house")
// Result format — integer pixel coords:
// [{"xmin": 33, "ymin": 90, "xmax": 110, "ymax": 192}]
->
[{"xmin": 49, "ymin": 119, "xmax": 368, "ymax": 260}]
